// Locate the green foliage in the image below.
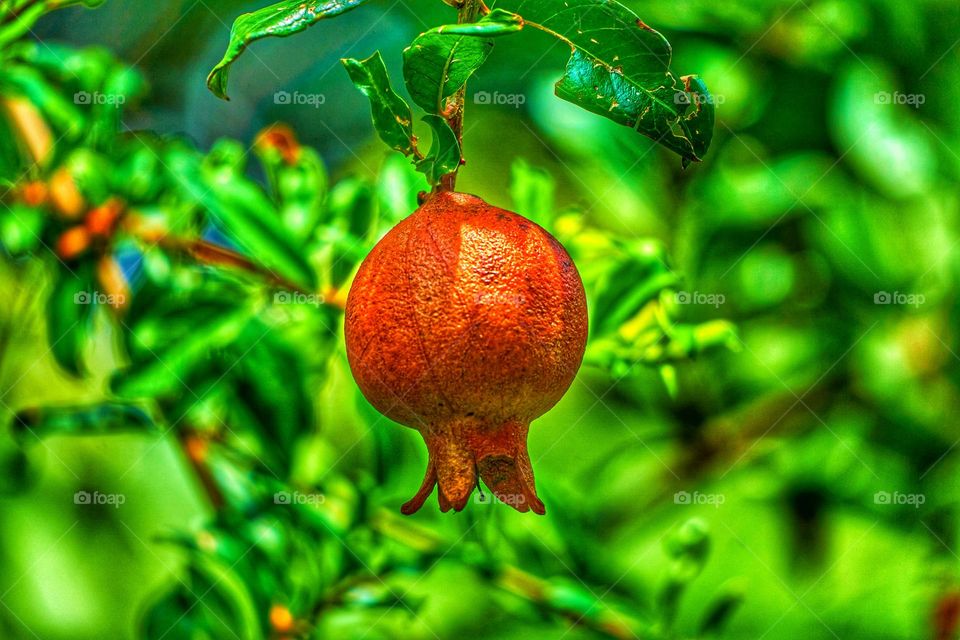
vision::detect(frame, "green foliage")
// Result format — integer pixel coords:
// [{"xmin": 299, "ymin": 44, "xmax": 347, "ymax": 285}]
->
[
  {"xmin": 341, "ymin": 52, "xmax": 417, "ymax": 156},
  {"xmin": 498, "ymin": 0, "xmax": 714, "ymax": 163},
  {"xmin": 45, "ymin": 263, "xmax": 96, "ymax": 376},
  {"xmin": 206, "ymin": 0, "xmax": 371, "ymax": 100},
  {"xmin": 210, "ymin": 0, "xmax": 715, "ymax": 190},
  {"xmin": 401, "ymin": 9, "xmax": 521, "ymax": 114},
  {"xmin": 414, "ymin": 114, "xmax": 462, "ymax": 185}
]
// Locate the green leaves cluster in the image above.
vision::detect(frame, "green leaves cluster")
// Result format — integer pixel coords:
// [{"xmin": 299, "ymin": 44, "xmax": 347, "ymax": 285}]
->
[{"xmin": 206, "ymin": 0, "xmax": 716, "ymax": 187}]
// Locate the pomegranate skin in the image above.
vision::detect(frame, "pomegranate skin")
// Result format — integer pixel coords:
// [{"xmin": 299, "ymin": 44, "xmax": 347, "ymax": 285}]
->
[{"xmin": 344, "ymin": 191, "xmax": 587, "ymax": 515}]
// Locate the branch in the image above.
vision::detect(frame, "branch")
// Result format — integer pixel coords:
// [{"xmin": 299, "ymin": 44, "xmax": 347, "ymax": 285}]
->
[
  {"xmin": 124, "ymin": 216, "xmax": 345, "ymax": 309},
  {"xmin": 437, "ymin": 0, "xmax": 484, "ymax": 193}
]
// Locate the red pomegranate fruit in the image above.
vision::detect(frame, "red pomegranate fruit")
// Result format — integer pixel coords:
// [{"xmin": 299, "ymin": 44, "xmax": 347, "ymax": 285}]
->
[{"xmin": 344, "ymin": 192, "xmax": 588, "ymax": 515}]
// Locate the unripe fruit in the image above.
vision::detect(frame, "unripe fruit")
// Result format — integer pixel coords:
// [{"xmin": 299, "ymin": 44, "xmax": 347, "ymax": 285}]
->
[{"xmin": 344, "ymin": 192, "xmax": 588, "ymax": 515}]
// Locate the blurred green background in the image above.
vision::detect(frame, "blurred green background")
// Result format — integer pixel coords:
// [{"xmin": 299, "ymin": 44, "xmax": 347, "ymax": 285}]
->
[{"xmin": 1, "ymin": 0, "xmax": 959, "ymax": 639}]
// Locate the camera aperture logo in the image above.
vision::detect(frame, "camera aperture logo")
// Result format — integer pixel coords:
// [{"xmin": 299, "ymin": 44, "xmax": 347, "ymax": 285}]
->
[
  {"xmin": 274, "ymin": 90, "xmax": 326, "ymax": 108},
  {"xmin": 473, "ymin": 492, "xmax": 526, "ymax": 507},
  {"xmin": 674, "ymin": 491, "xmax": 725, "ymax": 507},
  {"xmin": 874, "ymin": 291, "xmax": 925, "ymax": 308},
  {"xmin": 474, "ymin": 91, "xmax": 526, "ymax": 108},
  {"xmin": 274, "ymin": 490, "xmax": 325, "ymax": 505},
  {"xmin": 674, "ymin": 291, "xmax": 725, "ymax": 308},
  {"xmin": 74, "ymin": 490, "xmax": 126, "ymax": 508},
  {"xmin": 74, "ymin": 290, "xmax": 126, "ymax": 306},
  {"xmin": 74, "ymin": 91, "xmax": 125, "ymax": 107},
  {"xmin": 874, "ymin": 91, "xmax": 925, "ymax": 109},
  {"xmin": 273, "ymin": 291, "xmax": 325, "ymax": 307},
  {"xmin": 874, "ymin": 491, "xmax": 924, "ymax": 509}
]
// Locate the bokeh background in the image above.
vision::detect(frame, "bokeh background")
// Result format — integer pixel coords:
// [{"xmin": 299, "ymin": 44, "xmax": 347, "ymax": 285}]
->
[{"xmin": 1, "ymin": 0, "xmax": 959, "ymax": 638}]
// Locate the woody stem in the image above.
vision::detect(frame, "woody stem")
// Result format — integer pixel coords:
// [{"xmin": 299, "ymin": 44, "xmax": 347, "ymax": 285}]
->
[{"xmin": 437, "ymin": 0, "xmax": 484, "ymax": 193}]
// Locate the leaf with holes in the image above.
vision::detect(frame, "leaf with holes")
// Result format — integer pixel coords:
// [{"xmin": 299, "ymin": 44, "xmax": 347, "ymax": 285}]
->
[{"xmin": 495, "ymin": 0, "xmax": 715, "ymax": 163}]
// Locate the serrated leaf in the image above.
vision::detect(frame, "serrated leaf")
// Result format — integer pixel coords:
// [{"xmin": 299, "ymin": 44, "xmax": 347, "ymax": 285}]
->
[
  {"xmin": 402, "ymin": 9, "xmax": 522, "ymax": 114},
  {"xmin": 415, "ymin": 115, "xmax": 461, "ymax": 186},
  {"xmin": 341, "ymin": 52, "xmax": 417, "ymax": 156},
  {"xmin": 496, "ymin": 0, "xmax": 714, "ymax": 162},
  {"xmin": 207, "ymin": 0, "xmax": 371, "ymax": 100}
]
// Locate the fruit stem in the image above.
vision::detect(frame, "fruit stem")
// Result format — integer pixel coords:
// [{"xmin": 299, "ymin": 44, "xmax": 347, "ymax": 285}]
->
[{"xmin": 437, "ymin": 0, "xmax": 484, "ymax": 193}]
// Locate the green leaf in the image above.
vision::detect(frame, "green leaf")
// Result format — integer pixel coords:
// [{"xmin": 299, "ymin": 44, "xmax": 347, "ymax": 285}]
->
[
  {"xmin": 227, "ymin": 323, "xmax": 313, "ymax": 473},
  {"xmin": 428, "ymin": 8, "xmax": 524, "ymax": 37},
  {"xmin": 591, "ymin": 243, "xmax": 678, "ymax": 337},
  {"xmin": 0, "ymin": 1, "xmax": 104, "ymax": 50},
  {"xmin": 376, "ymin": 153, "xmax": 422, "ymax": 224},
  {"xmin": 0, "ymin": 112, "xmax": 25, "ymax": 185},
  {"xmin": 402, "ymin": 9, "xmax": 522, "ymax": 114},
  {"xmin": 12, "ymin": 403, "xmax": 153, "ymax": 439},
  {"xmin": 0, "ymin": 203, "xmax": 44, "ymax": 255},
  {"xmin": 323, "ymin": 178, "xmax": 375, "ymax": 285},
  {"xmin": 341, "ymin": 52, "xmax": 417, "ymax": 156},
  {"xmin": 699, "ymin": 584, "xmax": 745, "ymax": 636},
  {"xmin": 509, "ymin": 158, "xmax": 554, "ymax": 227},
  {"xmin": 141, "ymin": 556, "xmax": 261, "ymax": 640},
  {"xmin": 415, "ymin": 115, "xmax": 461, "ymax": 186},
  {"xmin": 495, "ymin": 0, "xmax": 715, "ymax": 162},
  {"xmin": 255, "ymin": 135, "xmax": 328, "ymax": 241},
  {"xmin": 46, "ymin": 264, "xmax": 95, "ymax": 377},
  {"xmin": 1, "ymin": 65, "xmax": 86, "ymax": 140},
  {"xmin": 112, "ymin": 308, "xmax": 251, "ymax": 399},
  {"xmin": 207, "ymin": 0, "xmax": 369, "ymax": 100}
]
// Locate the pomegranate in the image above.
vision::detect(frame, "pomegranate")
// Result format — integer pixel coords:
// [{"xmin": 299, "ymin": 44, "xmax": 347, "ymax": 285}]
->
[{"xmin": 344, "ymin": 192, "xmax": 588, "ymax": 515}]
